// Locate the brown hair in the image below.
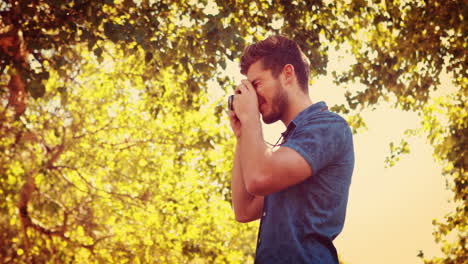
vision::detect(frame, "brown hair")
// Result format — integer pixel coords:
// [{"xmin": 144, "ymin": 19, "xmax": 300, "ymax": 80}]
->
[{"xmin": 240, "ymin": 35, "xmax": 310, "ymax": 93}]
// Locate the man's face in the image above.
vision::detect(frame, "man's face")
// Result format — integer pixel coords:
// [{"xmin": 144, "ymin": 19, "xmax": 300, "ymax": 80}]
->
[{"xmin": 246, "ymin": 60, "xmax": 288, "ymax": 124}]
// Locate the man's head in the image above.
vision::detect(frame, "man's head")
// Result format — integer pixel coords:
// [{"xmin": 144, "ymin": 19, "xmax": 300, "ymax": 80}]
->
[
  {"xmin": 239, "ymin": 36, "xmax": 310, "ymax": 124},
  {"xmin": 240, "ymin": 35, "xmax": 310, "ymax": 93}
]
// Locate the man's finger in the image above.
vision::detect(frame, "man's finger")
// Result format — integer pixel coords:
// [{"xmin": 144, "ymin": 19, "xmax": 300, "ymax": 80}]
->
[
  {"xmin": 229, "ymin": 111, "xmax": 236, "ymax": 119},
  {"xmin": 241, "ymin": 79, "xmax": 254, "ymax": 91},
  {"xmin": 237, "ymin": 83, "xmax": 248, "ymax": 94}
]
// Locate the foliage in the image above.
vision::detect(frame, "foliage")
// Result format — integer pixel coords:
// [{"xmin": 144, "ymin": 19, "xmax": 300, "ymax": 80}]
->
[
  {"xmin": 417, "ymin": 96, "xmax": 467, "ymax": 264},
  {"xmin": 0, "ymin": 0, "xmax": 466, "ymax": 263},
  {"xmin": 1, "ymin": 45, "xmax": 258, "ymax": 262}
]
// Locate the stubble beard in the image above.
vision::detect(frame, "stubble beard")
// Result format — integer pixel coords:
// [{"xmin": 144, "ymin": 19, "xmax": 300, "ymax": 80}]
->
[{"xmin": 261, "ymin": 83, "xmax": 288, "ymax": 124}]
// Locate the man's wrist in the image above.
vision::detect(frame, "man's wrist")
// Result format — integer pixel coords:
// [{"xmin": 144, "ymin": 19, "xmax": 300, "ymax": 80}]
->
[
  {"xmin": 240, "ymin": 117, "xmax": 262, "ymax": 140},
  {"xmin": 241, "ymin": 115, "xmax": 261, "ymax": 130}
]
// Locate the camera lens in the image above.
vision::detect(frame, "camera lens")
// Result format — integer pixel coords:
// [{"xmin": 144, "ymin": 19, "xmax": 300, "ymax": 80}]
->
[{"xmin": 228, "ymin": 95, "xmax": 234, "ymax": 111}]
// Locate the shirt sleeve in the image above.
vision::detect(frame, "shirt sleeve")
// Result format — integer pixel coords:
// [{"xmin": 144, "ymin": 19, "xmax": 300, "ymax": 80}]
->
[{"xmin": 281, "ymin": 119, "xmax": 349, "ymax": 175}]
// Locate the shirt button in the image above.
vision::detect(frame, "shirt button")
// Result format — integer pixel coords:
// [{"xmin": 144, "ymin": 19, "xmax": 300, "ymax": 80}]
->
[{"xmin": 263, "ymin": 211, "xmax": 266, "ymax": 217}]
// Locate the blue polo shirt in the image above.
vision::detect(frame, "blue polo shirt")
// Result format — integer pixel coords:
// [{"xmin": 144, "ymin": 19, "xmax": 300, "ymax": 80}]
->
[{"xmin": 254, "ymin": 101, "xmax": 354, "ymax": 264}]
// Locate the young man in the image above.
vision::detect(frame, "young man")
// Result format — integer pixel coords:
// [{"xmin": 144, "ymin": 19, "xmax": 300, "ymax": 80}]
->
[{"xmin": 229, "ymin": 35, "xmax": 355, "ymax": 263}]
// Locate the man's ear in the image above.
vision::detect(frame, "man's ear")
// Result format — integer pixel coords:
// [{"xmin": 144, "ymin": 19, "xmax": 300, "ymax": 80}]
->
[{"xmin": 281, "ymin": 64, "xmax": 295, "ymax": 85}]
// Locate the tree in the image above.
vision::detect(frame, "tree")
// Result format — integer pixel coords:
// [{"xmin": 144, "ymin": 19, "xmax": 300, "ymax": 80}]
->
[
  {"xmin": 0, "ymin": 0, "xmax": 256, "ymax": 262},
  {"xmin": 1, "ymin": 0, "xmax": 466, "ymax": 263},
  {"xmin": 1, "ymin": 43, "xmax": 260, "ymax": 262}
]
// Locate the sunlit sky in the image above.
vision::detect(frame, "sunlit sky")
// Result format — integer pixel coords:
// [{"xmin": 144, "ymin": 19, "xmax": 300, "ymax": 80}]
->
[{"xmin": 214, "ymin": 45, "xmax": 456, "ymax": 264}]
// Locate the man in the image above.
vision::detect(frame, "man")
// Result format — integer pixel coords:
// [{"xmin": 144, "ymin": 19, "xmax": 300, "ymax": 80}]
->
[{"xmin": 229, "ymin": 35, "xmax": 354, "ymax": 263}]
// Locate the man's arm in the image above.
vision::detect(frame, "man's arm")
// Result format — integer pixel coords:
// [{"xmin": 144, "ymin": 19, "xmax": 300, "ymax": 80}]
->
[
  {"xmin": 231, "ymin": 80, "xmax": 312, "ymax": 196},
  {"xmin": 229, "ymin": 110, "xmax": 264, "ymax": 223},
  {"xmin": 231, "ymin": 138, "xmax": 264, "ymax": 223},
  {"xmin": 239, "ymin": 119, "xmax": 312, "ymax": 196}
]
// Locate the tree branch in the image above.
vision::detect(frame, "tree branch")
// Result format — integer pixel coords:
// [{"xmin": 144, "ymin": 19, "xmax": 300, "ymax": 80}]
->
[
  {"xmin": 50, "ymin": 165, "xmax": 150, "ymax": 210},
  {"xmin": 72, "ymin": 118, "xmax": 116, "ymax": 140},
  {"xmin": 17, "ymin": 169, "xmax": 113, "ymax": 252},
  {"xmin": 46, "ymin": 126, "xmax": 66, "ymax": 169}
]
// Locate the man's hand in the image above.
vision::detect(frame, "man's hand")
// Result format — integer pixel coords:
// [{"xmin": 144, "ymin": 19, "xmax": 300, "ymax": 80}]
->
[
  {"xmin": 229, "ymin": 110, "xmax": 241, "ymax": 139},
  {"xmin": 232, "ymin": 80, "xmax": 259, "ymax": 124}
]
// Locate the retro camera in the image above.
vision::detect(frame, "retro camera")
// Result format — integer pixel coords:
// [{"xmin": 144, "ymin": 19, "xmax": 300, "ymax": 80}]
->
[{"xmin": 228, "ymin": 95, "xmax": 234, "ymax": 111}]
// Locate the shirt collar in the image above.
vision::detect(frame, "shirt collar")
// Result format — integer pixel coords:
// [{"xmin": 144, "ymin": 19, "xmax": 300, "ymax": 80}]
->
[
  {"xmin": 281, "ymin": 101, "xmax": 328, "ymax": 138},
  {"xmin": 289, "ymin": 101, "xmax": 328, "ymax": 127}
]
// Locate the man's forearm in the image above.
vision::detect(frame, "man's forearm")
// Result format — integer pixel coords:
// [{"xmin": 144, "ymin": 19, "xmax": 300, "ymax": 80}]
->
[
  {"xmin": 239, "ymin": 119, "xmax": 271, "ymax": 195},
  {"xmin": 231, "ymin": 138, "xmax": 264, "ymax": 222},
  {"xmin": 231, "ymin": 140, "xmax": 253, "ymax": 218}
]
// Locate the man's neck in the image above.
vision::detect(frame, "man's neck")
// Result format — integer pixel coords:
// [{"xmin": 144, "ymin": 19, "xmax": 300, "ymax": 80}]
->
[{"xmin": 281, "ymin": 92, "xmax": 312, "ymax": 126}]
